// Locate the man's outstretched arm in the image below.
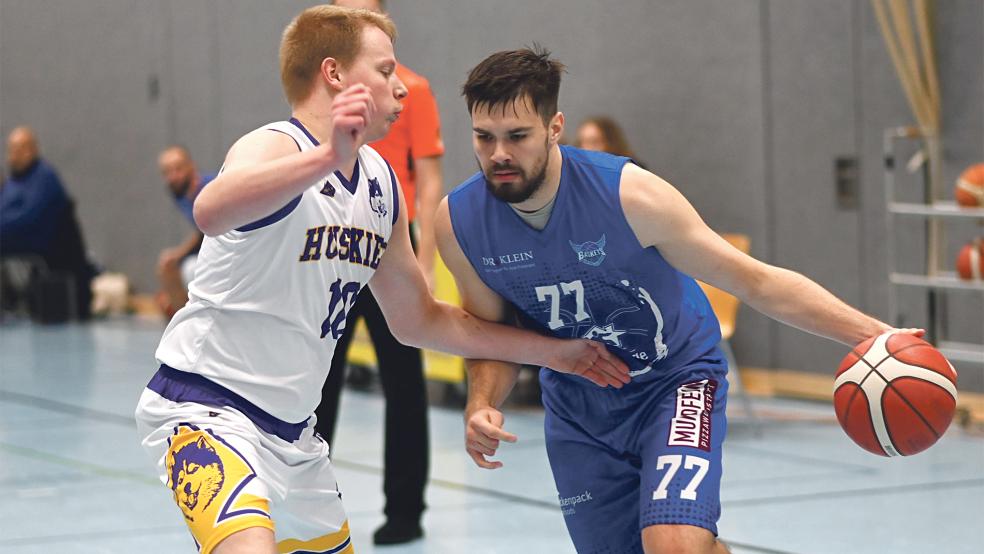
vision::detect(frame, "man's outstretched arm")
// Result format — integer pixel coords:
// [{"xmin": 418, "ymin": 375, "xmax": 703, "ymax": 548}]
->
[{"xmin": 370, "ymin": 192, "xmax": 631, "ymax": 387}]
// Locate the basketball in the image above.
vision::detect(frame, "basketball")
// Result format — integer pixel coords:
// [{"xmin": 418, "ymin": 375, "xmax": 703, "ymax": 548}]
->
[
  {"xmin": 834, "ymin": 332, "xmax": 958, "ymax": 457},
  {"xmin": 955, "ymin": 163, "xmax": 984, "ymax": 207},
  {"xmin": 956, "ymin": 238, "xmax": 984, "ymax": 281}
]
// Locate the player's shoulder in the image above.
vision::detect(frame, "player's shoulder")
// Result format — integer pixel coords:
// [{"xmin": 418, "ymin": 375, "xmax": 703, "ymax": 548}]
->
[
  {"xmin": 359, "ymin": 144, "xmax": 392, "ymax": 175},
  {"xmin": 222, "ymin": 121, "xmax": 305, "ymax": 171},
  {"xmin": 33, "ymin": 159, "xmax": 59, "ymax": 179},
  {"xmin": 359, "ymin": 145, "xmax": 399, "ymax": 191},
  {"xmin": 236, "ymin": 121, "xmax": 300, "ymax": 151},
  {"xmin": 561, "ymin": 144, "xmax": 630, "ymax": 174},
  {"xmin": 448, "ymin": 171, "xmax": 486, "ymax": 200}
]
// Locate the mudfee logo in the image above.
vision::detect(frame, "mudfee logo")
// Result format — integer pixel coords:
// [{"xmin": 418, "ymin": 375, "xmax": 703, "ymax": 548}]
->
[
  {"xmin": 368, "ymin": 177, "xmax": 387, "ymax": 217},
  {"xmin": 667, "ymin": 379, "xmax": 717, "ymax": 451},
  {"xmin": 569, "ymin": 235, "xmax": 606, "ymax": 267}
]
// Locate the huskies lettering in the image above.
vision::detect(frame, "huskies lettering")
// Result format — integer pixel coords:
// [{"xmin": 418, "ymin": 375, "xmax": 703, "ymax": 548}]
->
[{"xmin": 299, "ymin": 226, "xmax": 387, "ymax": 269}]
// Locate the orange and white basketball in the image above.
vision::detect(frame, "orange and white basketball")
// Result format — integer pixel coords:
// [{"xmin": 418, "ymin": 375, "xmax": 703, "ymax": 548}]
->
[
  {"xmin": 834, "ymin": 332, "xmax": 957, "ymax": 457},
  {"xmin": 956, "ymin": 238, "xmax": 984, "ymax": 281},
  {"xmin": 955, "ymin": 163, "xmax": 984, "ymax": 207}
]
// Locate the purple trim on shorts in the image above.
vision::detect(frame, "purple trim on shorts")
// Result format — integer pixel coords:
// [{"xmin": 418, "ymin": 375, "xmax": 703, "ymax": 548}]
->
[
  {"xmin": 149, "ymin": 365, "xmax": 308, "ymax": 442},
  {"xmin": 204, "ymin": 427, "xmax": 269, "ymax": 524},
  {"xmin": 289, "ymin": 537, "xmax": 352, "ymax": 554}
]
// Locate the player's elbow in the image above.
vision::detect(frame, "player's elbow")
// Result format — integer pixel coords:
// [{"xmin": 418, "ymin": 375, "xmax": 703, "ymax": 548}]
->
[
  {"xmin": 385, "ymin": 298, "xmax": 440, "ymax": 348},
  {"xmin": 193, "ymin": 194, "xmax": 225, "ymax": 237},
  {"xmin": 387, "ymin": 316, "xmax": 424, "ymax": 348}
]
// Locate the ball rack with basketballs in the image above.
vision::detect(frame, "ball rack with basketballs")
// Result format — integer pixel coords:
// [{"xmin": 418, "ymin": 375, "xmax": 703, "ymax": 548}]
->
[
  {"xmin": 954, "ymin": 164, "xmax": 984, "ymax": 283},
  {"xmin": 882, "ymin": 133, "xmax": 984, "ymax": 437},
  {"xmin": 884, "ymin": 142, "xmax": 984, "ymax": 368}
]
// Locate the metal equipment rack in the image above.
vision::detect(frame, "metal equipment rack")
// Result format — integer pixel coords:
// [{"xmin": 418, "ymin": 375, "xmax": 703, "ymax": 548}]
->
[{"xmin": 884, "ymin": 127, "xmax": 984, "ymax": 365}]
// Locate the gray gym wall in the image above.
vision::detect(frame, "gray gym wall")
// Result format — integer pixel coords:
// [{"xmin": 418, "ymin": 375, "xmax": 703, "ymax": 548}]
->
[{"xmin": 1, "ymin": 1, "xmax": 981, "ymax": 387}]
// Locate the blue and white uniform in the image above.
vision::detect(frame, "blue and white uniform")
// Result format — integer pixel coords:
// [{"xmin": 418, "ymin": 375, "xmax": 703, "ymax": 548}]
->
[
  {"xmin": 449, "ymin": 145, "xmax": 729, "ymax": 552},
  {"xmin": 136, "ymin": 118, "xmax": 399, "ymax": 554}
]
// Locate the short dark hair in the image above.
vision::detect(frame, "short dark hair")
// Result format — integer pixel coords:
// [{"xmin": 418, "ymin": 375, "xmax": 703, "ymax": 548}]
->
[{"xmin": 462, "ymin": 45, "xmax": 566, "ymax": 125}]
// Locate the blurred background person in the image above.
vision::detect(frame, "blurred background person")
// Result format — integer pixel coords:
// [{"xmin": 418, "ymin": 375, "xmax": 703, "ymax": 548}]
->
[
  {"xmin": 316, "ymin": 0, "xmax": 445, "ymax": 546},
  {"xmin": 1, "ymin": 126, "xmax": 94, "ymax": 320},
  {"xmin": 155, "ymin": 145, "xmax": 213, "ymax": 319},
  {"xmin": 575, "ymin": 115, "xmax": 645, "ymax": 168}
]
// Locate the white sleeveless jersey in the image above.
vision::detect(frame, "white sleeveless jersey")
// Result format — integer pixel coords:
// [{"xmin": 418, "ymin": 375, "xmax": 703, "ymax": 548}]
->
[{"xmin": 155, "ymin": 119, "xmax": 399, "ymax": 423}]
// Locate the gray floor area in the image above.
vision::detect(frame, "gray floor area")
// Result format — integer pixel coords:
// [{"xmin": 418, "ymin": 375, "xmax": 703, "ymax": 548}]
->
[{"xmin": 1, "ymin": 318, "xmax": 982, "ymax": 554}]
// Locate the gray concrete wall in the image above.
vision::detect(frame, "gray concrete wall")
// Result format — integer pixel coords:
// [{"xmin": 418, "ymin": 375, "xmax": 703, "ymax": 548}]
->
[{"xmin": 2, "ymin": 1, "xmax": 981, "ymax": 384}]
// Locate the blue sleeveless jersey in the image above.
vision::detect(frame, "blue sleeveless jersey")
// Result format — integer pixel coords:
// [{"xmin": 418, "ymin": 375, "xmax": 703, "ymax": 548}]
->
[{"xmin": 448, "ymin": 145, "xmax": 722, "ymax": 385}]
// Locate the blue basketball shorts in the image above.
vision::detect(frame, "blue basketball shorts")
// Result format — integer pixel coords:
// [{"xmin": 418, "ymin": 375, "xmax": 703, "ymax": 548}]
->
[{"xmin": 541, "ymin": 360, "xmax": 729, "ymax": 553}]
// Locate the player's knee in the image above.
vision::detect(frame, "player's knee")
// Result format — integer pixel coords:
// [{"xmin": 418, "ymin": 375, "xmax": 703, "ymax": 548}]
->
[{"xmin": 642, "ymin": 524, "xmax": 720, "ymax": 554}]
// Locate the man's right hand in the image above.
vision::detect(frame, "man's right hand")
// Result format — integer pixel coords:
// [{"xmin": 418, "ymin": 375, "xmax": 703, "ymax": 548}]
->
[
  {"xmin": 464, "ymin": 405, "xmax": 517, "ymax": 469},
  {"xmin": 546, "ymin": 339, "xmax": 632, "ymax": 389},
  {"xmin": 328, "ymin": 84, "xmax": 376, "ymax": 163}
]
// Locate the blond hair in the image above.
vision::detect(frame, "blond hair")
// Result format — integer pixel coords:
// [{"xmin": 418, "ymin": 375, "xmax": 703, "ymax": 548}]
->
[{"xmin": 280, "ymin": 5, "xmax": 396, "ymax": 106}]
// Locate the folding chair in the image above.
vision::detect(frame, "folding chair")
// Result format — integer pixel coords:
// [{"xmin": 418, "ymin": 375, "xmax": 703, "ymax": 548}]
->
[{"xmin": 696, "ymin": 233, "xmax": 759, "ymax": 432}]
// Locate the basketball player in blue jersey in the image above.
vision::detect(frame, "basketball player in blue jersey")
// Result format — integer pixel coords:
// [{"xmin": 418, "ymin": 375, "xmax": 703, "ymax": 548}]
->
[
  {"xmin": 135, "ymin": 11, "xmax": 629, "ymax": 554},
  {"xmin": 435, "ymin": 47, "xmax": 923, "ymax": 554}
]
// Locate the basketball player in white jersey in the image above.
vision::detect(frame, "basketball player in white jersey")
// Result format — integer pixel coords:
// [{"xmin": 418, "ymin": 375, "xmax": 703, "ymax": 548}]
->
[{"xmin": 134, "ymin": 7, "xmax": 630, "ymax": 554}]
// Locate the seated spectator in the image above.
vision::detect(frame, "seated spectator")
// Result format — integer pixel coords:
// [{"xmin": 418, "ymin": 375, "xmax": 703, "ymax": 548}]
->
[
  {"xmin": 155, "ymin": 146, "xmax": 213, "ymax": 318},
  {"xmin": 1, "ymin": 126, "xmax": 95, "ymax": 319},
  {"xmin": 574, "ymin": 116, "xmax": 646, "ymax": 168}
]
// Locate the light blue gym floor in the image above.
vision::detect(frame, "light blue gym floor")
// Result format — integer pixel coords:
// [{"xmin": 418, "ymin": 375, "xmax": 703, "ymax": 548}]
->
[{"xmin": 1, "ymin": 318, "xmax": 982, "ymax": 553}]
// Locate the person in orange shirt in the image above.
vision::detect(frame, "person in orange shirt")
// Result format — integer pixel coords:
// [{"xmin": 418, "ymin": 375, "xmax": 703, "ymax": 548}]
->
[{"xmin": 318, "ymin": 0, "xmax": 444, "ymax": 545}]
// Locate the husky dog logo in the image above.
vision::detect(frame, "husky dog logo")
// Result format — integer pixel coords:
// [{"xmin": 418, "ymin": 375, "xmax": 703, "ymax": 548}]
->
[
  {"xmin": 570, "ymin": 235, "xmax": 607, "ymax": 267},
  {"xmin": 168, "ymin": 435, "xmax": 225, "ymax": 522},
  {"xmin": 367, "ymin": 177, "xmax": 387, "ymax": 217}
]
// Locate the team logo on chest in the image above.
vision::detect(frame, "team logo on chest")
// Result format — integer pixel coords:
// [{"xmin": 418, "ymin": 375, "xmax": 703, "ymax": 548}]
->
[
  {"xmin": 569, "ymin": 234, "xmax": 607, "ymax": 267},
  {"xmin": 368, "ymin": 177, "xmax": 387, "ymax": 218},
  {"xmin": 582, "ymin": 323, "xmax": 626, "ymax": 347}
]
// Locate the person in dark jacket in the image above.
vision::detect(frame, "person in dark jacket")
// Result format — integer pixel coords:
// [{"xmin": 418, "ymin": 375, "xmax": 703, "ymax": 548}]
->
[{"xmin": 1, "ymin": 126, "xmax": 95, "ymax": 319}]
